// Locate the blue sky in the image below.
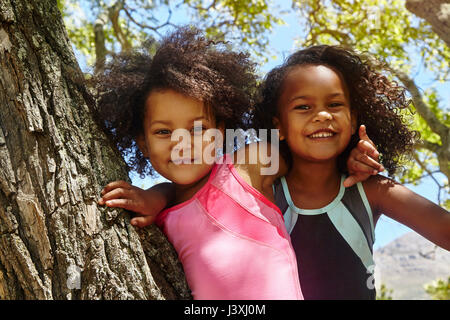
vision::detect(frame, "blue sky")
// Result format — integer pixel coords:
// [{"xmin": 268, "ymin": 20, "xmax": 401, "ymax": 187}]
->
[{"xmin": 71, "ymin": 0, "xmax": 448, "ymax": 250}]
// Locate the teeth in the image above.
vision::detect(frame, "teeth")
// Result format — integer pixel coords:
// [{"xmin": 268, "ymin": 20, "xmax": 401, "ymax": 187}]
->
[{"xmin": 309, "ymin": 132, "xmax": 334, "ymax": 138}]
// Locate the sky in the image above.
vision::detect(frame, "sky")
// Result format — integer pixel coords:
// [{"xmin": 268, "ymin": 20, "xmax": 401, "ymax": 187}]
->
[{"xmin": 72, "ymin": 0, "xmax": 448, "ymax": 250}]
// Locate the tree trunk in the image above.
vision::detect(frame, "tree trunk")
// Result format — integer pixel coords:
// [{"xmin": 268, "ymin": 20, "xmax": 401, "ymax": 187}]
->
[
  {"xmin": 406, "ymin": 0, "xmax": 450, "ymax": 47},
  {"xmin": 405, "ymin": 0, "xmax": 450, "ymax": 188},
  {"xmin": 0, "ymin": 0, "xmax": 191, "ymax": 300}
]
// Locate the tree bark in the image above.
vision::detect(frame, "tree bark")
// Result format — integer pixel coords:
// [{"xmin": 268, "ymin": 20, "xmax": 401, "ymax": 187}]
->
[
  {"xmin": 406, "ymin": 0, "xmax": 450, "ymax": 47},
  {"xmin": 0, "ymin": 0, "xmax": 191, "ymax": 300}
]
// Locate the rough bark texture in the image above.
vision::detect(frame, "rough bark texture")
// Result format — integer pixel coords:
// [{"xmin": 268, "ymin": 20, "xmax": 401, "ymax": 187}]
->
[
  {"xmin": 406, "ymin": 0, "xmax": 450, "ymax": 47},
  {"xmin": 0, "ymin": 0, "xmax": 191, "ymax": 300}
]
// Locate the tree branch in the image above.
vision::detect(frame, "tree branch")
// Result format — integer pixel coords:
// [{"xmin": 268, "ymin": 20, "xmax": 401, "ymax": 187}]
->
[
  {"xmin": 108, "ymin": 1, "xmax": 132, "ymax": 52},
  {"xmin": 123, "ymin": 5, "xmax": 175, "ymax": 37},
  {"xmin": 388, "ymin": 66, "xmax": 449, "ymax": 139},
  {"xmin": 414, "ymin": 136, "xmax": 449, "ymax": 182},
  {"xmin": 413, "ymin": 153, "xmax": 444, "ymax": 205},
  {"xmin": 94, "ymin": 12, "xmax": 108, "ymax": 73},
  {"xmin": 414, "ymin": 140, "xmax": 442, "ymax": 153},
  {"xmin": 406, "ymin": 0, "xmax": 450, "ymax": 47}
]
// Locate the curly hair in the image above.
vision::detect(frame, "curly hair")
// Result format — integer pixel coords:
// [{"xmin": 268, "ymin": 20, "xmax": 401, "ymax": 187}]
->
[
  {"xmin": 252, "ymin": 45, "xmax": 419, "ymax": 176},
  {"xmin": 92, "ymin": 26, "xmax": 257, "ymax": 177}
]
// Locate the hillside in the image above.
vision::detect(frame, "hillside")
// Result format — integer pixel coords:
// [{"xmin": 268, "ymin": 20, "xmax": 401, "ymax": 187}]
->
[{"xmin": 373, "ymin": 232, "xmax": 450, "ymax": 300}]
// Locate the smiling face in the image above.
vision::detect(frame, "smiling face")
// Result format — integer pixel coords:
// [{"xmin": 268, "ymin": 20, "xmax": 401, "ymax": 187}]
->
[
  {"xmin": 138, "ymin": 89, "xmax": 222, "ymax": 185},
  {"xmin": 274, "ymin": 64, "xmax": 357, "ymax": 163}
]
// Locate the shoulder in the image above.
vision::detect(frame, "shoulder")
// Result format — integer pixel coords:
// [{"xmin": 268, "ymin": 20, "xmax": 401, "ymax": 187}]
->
[
  {"xmin": 233, "ymin": 142, "xmax": 286, "ymax": 179},
  {"xmin": 231, "ymin": 142, "xmax": 285, "ymax": 199},
  {"xmin": 361, "ymin": 174, "xmax": 427, "ymax": 216},
  {"xmin": 231, "ymin": 143, "xmax": 265, "ymax": 190},
  {"xmin": 361, "ymin": 174, "xmax": 398, "ymax": 192},
  {"xmin": 361, "ymin": 174, "xmax": 399, "ymax": 215}
]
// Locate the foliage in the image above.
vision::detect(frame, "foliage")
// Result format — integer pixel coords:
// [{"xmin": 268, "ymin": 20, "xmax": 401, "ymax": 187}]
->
[
  {"xmin": 57, "ymin": 0, "xmax": 283, "ymax": 66},
  {"xmin": 376, "ymin": 283, "xmax": 394, "ymax": 300},
  {"xmin": 424, "ymin": 277, "xmax": 450, "ymax": 300},
  {"xmin": 291, "ymin": 0, "xmax": 450, "ymax": 208},
  {"xmin": 292, "ymin": 0, "xmax": 450, "ymax": 75}
]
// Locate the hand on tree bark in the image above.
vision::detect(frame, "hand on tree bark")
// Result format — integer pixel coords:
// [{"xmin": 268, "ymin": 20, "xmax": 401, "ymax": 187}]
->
[{"xmin": 98, "ymin": 180, "xmax": 168, "ymax": 227}]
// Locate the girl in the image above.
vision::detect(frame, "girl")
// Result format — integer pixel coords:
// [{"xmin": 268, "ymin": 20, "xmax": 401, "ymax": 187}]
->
[
  {"xmin": 254, "ymin": 45, "xmax": 450, "ymax": 300},
  {"xmin": 94, "ymin": 27, "xmax": 303, "ymax": 300},
  {"xmin": 96, "ymin": 28, "xmax": 382, "ymax": 299}
]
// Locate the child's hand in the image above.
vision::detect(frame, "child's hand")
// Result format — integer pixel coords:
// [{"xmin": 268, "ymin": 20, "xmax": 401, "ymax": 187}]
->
[
  {"xmin": 344, "ymin": 125, "xmax": 385, "ymax": 188},
  {"xmin": 98, "ymin": 180, "xmax": 164, "ymax": 227}
]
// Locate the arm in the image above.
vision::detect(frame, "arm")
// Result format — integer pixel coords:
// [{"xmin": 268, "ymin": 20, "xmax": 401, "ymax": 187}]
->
[
  {"xmin": 364, "ymin": 175, "xmax": 450, "ymax": 250},
  {"xmin": 98, "ymin": 180, "xmax": 176, "ymax": 227},
  {"xmin": 235, "ymin": 129, "xmax": 380, "ymax": 199}
]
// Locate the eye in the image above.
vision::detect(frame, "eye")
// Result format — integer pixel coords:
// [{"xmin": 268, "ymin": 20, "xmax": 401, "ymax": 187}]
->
[
  {"xmin": 191, "ymin": 125, "xmax": 206, "ymax": 135},
  {"xmin": 155, "ymin": 129, "xmax": 171, "ymax": 136},
  {"xmin": 329, "ymin": 102, "xmax": 344, "ymax": 108},
  {"xmin": 294, "ymin": 104, "xmax": 310, "ymax": 110}
]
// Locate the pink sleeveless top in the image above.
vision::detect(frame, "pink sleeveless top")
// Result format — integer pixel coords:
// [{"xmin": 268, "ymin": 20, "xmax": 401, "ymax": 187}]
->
[{"xmin": 156, "ymin": 155, "xmax": 303, "ymax": 300}]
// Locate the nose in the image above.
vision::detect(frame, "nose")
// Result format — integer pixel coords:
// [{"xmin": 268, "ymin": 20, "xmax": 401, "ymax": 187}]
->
[
  {"xmin": 172, "ymin": 138, "xmax": 192, "ymax": 154},
  {"xmin": 171, "ymin": 130, "xmax": 193, "ymax": 156},
  {"xmin": 313, "ymin": 109, "xmax": 332, "ymax": 122}
]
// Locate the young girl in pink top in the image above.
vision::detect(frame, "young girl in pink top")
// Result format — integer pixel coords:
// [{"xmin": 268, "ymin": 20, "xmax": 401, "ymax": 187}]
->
[{"xmin": 95, "ymin": 28, "xmax": 382, "ymax": 299}]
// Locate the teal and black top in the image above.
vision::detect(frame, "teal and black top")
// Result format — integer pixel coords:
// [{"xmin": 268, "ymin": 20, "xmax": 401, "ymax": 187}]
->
[{"xmin": 273, "ymin": 175, "xmax": 376, "ymax": 300}]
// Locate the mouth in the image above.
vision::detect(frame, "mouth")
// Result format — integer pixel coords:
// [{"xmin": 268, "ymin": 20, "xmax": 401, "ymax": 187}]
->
[
  {"xmin": 171, "ymin": 158, "xmax": 197, "ymax": 165},
  {"xmin": 307, "ymin": 129, "xmax": 337, "ymax": 139}
]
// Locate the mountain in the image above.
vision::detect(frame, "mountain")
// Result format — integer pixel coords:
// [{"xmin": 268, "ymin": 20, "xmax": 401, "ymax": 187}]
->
[{"xmin": 373, "ymin": 232, "xmax": 450, "ymax": 300}]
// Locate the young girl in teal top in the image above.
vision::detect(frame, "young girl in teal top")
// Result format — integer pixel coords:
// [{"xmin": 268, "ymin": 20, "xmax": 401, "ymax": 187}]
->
[{"xmin": 254, "ymin": 45, "xmax": 450, "ymax": 299}]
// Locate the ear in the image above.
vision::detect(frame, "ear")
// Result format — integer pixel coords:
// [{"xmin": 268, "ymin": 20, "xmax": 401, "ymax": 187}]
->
[
  {"xmin": 136, "ymin": 134, "xmax": 149, "ymax": 158},
  {"xmin": 272, "ymin": 117, "xmax": 285, "ymax": 141}
]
